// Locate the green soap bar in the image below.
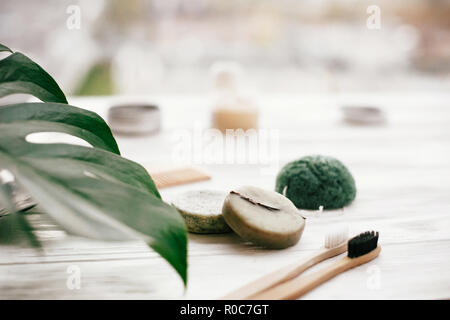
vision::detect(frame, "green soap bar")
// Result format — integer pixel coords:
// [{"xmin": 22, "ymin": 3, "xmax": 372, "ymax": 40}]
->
[
  {"xmin": 172, "ymin": 190, "xmax": 231, "ymax": 234},
  {"xmin": 275, "ymin": 155, "xmax": 356, "ymax": 210},
  {"xmin": 222, "ymin": 186, "xmax": 305, "ymax": 249}
]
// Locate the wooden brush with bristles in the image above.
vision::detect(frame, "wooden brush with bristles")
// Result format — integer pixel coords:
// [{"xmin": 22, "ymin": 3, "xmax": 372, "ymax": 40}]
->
[
  {"xmin": 147, "ymin": 167, "xmax": 211, "ymax": 189},
  {"xmin": 252, "ymin": 231, "xmax": 380, "ymax": 300},
  {"xmin": 222, "ymin": 226, "xmax": 349, "ymax": 300}
]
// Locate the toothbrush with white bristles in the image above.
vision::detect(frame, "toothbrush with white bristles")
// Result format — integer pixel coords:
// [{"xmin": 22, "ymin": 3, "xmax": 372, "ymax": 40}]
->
[
  {"xmin": 253, "ymin": 231, "xmax": 381, "ymax": 300},
  {"xmin": 222, "ymin": 226, "xmax": 349, "ymax": 300}
]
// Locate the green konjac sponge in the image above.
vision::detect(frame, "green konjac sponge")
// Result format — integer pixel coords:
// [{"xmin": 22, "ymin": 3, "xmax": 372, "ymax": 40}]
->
[{"xmin": 275, "ymin": 155, "xmax": 356, "ymax": 210}]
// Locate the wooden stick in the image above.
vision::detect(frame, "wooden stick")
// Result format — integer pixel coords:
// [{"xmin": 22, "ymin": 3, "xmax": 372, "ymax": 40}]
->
[
  {"xmin": 252, "ymin": 245, "xmax": 382, "ymax": 300},
  {"xmin": 221, "ymin": 242, "xmax": 347, "ymax": 300},
  {"xmin": 148, "ymin": 167, "xmax": 211, "ymax": 188}
]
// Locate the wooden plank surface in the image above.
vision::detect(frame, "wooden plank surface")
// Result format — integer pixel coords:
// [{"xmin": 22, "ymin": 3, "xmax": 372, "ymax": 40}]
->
[{"xmin": 1, "ymin": 93, "xmax": 449, "ymax": 299}]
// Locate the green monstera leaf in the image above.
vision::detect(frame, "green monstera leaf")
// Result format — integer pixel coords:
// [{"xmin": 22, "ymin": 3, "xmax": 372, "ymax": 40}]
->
[
  {"xmin": 0, "ymin": 44, "xmax": 188, "ymax": 284},
  {"xmin": 0, "ymin": 44, "xmax": 12, "ymax": 53},
  {"xmin": 0, "ymin": 46, "xmax": 67, "ymax": 103}
]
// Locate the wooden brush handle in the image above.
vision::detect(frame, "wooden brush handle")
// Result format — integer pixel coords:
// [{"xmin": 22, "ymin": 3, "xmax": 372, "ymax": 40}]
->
[
  {"xmin": 253, "ymin": 246, "xmax": 381, "ymax": 300},
  {"xmin": 221, "ymin": 243, "xmax": 347, "ymax": 300}
]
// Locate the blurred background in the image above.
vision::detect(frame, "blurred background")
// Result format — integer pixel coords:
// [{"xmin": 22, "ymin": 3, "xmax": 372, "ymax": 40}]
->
[
  {"xmin": 1, "ymin": 0, "xmax": 450, "ymax": 96},
  {"xmin": 2, "ymin": 0, "xmax": 450, "ymax": 301}
]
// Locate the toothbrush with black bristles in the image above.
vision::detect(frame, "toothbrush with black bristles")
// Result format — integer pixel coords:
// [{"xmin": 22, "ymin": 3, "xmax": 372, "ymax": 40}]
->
[
  {"xmin": 222, "ymin": 226, "xmax": 349, "ymax": 300},
  {"xmin": 252, "ymin": 231, "xmax": 381, "ymax": 300}
]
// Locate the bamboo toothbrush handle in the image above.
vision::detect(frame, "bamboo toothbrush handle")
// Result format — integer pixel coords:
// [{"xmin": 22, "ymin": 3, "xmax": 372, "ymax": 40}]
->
[
  {"xmin": 253, "ymin": 246, "xmax": 381, "ymax": 300},
  {"xmin": 222, "ymin": 244, "xmax": 347, "ymax": 300}
]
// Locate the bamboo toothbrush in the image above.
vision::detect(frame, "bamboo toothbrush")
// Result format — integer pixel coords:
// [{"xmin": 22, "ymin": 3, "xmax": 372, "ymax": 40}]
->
[
  {"xmin": 252, "ymin": 231, "xmax": 380, "ymax": 300},
  {"xmin": 222, "ymin": 226, "xmax": 349, "ymax": 300}
]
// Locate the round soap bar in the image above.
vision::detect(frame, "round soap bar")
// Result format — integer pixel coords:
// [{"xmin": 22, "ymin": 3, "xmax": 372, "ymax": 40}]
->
[
  {"xmin": 172, "ymin": 190, "xmax": 231, "ymax": 234},
  {"xmin": 275, "ymin": 155, "xmax": 356, "ymax": 210},
  {"xmin": 222, "ymin": 186, "xmax": 305, "ymax": 249}
]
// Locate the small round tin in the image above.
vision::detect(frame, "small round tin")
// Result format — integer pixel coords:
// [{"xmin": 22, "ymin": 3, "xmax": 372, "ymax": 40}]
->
[
  {"xmin": 0, "ymin": 181, "xmax": 36, "ymax": 216},
  {"xmin": 107, "ymin": 104, "xmax": 161, "ymax": 135},
  {"xmin": 341, "ymin": 106, "xmax": 386, "ymax": 125}
]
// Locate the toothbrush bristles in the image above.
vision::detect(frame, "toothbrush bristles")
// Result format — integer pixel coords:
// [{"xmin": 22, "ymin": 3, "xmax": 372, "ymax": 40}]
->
[
  {"xmin": 347, "ymin": 231, "xmax": 379, "ymax": 258},
  {"xmin": 324, "ymin": 225, "xmax": 349, "ymax": 249}
]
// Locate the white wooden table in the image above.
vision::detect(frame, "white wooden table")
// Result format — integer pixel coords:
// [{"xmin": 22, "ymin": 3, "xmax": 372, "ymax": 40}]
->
[{"xmin": 1, "ymin": 93, "xmax": 449, "ymax": 299}]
